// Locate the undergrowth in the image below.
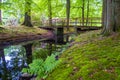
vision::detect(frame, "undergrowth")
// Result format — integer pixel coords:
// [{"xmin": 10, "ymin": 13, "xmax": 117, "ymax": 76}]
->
[
  {"xmin": 22, "ymin": 54, "xmax": 61, "ymax": 80},
  {"xmin": 22, "ymin": 42, "xmax": 69, "ymax": 80}
]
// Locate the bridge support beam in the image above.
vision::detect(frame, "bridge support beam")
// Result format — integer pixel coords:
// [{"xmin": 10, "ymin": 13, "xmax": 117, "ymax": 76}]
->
[{"xmin": 56, "ymin": 27, "xmax": 64, "ymax": 44}]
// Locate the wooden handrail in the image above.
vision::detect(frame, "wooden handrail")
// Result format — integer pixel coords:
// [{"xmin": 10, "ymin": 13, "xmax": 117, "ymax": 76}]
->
[{"xmin": 40, "ymin": 17, "xmax": 102, "ymax": 27}]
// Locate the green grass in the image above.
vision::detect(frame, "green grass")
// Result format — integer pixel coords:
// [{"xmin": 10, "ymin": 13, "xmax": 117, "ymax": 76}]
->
[{"xmin": 46, "ymin": 30, "xmax": 120, "ymax": 80}]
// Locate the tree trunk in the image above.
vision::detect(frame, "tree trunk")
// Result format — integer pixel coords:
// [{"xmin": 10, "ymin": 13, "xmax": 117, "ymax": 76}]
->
[
  {"xmin": 106, "ymin": 0, "xmax": 114, "ymax": 33},
  {"xmin": 48, "ymin": 0, "xmax": 52, "ymax": 27},
  {"xmin": 22, "ymin": 0, "xmax": 33, "ymax": 27},
  {"xmin": 0, "ymin": 0, "xmax": 2, "ymax": 24},
  {"xmin": 101, "ymin": 0, "xmax": 107, "ymax": 34},
  {"xmin": 66, "ymin": 0, "xmax": 70, "ymax": 31},
  {"xmin": 82, "ymin": 0, "xmax": 85, "ymax": 26},
  {"xmin": 0, "ymin": 49, "xmax": 8, "ymax": 80},
  {"xmin": 114, "ymin": 0, "xmax": 120, "ymax": 31},
  {"xmin": 102, "ymin": 0, "xmax": 120, "ymax": 34},
  {"xmin": 86, "ymin": 0, "xmax": 90, "ymax": 26}
]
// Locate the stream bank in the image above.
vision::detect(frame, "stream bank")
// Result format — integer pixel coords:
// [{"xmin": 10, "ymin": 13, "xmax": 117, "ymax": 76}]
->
[
  {"xmin": 47, "ymin": 30, "xmax": 120, "ymax": 80},
  {"xmin": 0, "ymin": 26, "xmax": 54, "ymax": 47},
  {"xmin": 0, "ymin": 26, "xmax": 75, "ymax": 80}
]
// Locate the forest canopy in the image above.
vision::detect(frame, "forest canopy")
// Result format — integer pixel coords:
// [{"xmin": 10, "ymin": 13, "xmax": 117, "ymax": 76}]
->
[{"xmin": 1, "ymin": 0, "xmax": 102, "ymax": 25}]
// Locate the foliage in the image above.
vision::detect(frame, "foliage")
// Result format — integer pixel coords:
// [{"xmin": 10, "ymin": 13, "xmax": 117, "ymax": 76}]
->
[
  {"xmin": 1, "ymin": 0, "xmax": 102, "ymax": 24},
  {"xmin": 22, "ymin": 40, "xmax": 70, "ymax": 79},
  {"xmin": 33, "ymin": 48, "xmax": 49, "ymax": 60},
  {"xmin": 22, "ymin": 54, "xmax": 61, "ymax": 79},
  {"xmin": 46, "ymin": 30, "xmax": 120, "ymax": 80},
  {"xmin": 4, "ymin": 45, "xmax": 25, "ymax": 55}
]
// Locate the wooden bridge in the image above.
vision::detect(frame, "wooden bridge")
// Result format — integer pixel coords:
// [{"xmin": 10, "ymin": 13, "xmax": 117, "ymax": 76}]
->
[
  {"xmin": 39, "ymin": 17, "xmax": 102, "ymax": 35},
  {"xmin": 40, "ymin": 17, "xmax": 102, "ymax": 28}
]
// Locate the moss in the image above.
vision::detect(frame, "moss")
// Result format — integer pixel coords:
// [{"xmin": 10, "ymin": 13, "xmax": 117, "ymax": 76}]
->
[
  {"xmin": 0, "ymin": 25, "xmax": 48, "ymax": 40},
  {"xmin": 47, "ymin": 66, "xmax": 73, "ymax": 80},
  {"xmin": 46, "ymin": 30, "xmax": 120, "ymax": 80}
]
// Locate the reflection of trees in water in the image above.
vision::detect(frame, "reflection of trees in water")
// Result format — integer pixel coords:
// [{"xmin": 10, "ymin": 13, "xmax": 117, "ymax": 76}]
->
[
  {"xmin": 0, "ymin": 49, "xmax": 9, "ymax": 80},
  {"xmin": 0, "ymin": 46, "xmax": 27, "ymax": 80},
  {"xmin": 0, "ymin": 40, "xmax": 67, "ymax": 79},
  {"xmin": 32, "ymin": 41, "xmax": 58, "ymax": 60}
]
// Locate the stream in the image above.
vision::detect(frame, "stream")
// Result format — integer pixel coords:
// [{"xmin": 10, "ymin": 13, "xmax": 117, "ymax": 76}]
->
[
  {"xmin": 0, "ymin": 33, "xmax": 75, "ymax": 80},
  {"xmin": 0, "ymin": 42, "xmax": 58, "ymax": 80}
]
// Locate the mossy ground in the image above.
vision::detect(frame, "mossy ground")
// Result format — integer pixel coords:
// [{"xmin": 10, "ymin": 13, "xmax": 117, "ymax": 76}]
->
[
  {"xmin": 47, "ymin": 30, "xmax": 120, "ymax": 80},
  {"xmin": 0, "ymin": 25, "xmax": 48, "ymax": 40}
]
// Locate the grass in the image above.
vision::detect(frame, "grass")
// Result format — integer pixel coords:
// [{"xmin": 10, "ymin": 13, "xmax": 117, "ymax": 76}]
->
[{"xmin": 46, "ymin": 30, "xmax": 120, "ymax": 80}]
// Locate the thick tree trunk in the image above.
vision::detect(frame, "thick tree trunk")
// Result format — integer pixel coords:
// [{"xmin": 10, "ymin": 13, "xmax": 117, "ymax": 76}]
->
[
  {"xmin": 22, "ymin": 0, "xmax": 33, "ymax": 27},
  {"xmin": 22, "ymin": 12, "xmax": 33, "ymax": 27},
  {"xmin": 114, "ymin": 0, "xmax": 120, "ymax": 31},
  {"xmin": 102, "ymin": 0, "xmax": 120, "ymax": 34},
  {"xmin": 102, "ymin": 0, "xmax": 109, "ymax": 34},
  {"xmin": 66, "ymin": 0, "xmax": 70, "ymax": 31},
  {"xmin": 106, "ymin": 0, "xmax": 114, "ymax": 33},
  {"xmin": 48, "ymin": 0, "xmax": 52, "ymax": 26},
  {"xmin": 102, "ymin": 0, "xmax": 106, "ymax": 32}
]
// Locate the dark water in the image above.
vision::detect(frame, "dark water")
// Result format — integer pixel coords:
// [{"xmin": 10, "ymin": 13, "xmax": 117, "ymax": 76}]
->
[
  {"xmin": 0, "ymin": 41, "xmax": 53, "ymax": 80},
  {"xmin": 0, "ymin": 46, "xmax": 28, "ymax": 80},
  {"xmin": 0, "ymin": 41, "xmax": 62, "ymax": 80}
]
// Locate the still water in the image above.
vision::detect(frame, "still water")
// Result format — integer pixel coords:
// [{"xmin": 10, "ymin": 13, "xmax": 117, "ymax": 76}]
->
[
  {"xmin": 0, "ymin": 41, "xmax": 55, "ymax": 80},
  {"xmin": 0, "ymin": 46, "xmax": 27, "ymax": 80},
  {"xmin": 0, "ymin": 34, "xmax": 74, "ymax": 80}
]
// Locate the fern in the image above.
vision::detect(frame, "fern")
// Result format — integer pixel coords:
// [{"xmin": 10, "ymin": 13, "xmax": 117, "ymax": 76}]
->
[{"xmin": 22, "ymin": 54, "xmax": 61, "ymax": 79}]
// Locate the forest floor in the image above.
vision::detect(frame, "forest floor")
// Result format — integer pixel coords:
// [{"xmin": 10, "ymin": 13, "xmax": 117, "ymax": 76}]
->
[
  {"xmin": 47, "ymin": 30, "xmax": 120, "ymax": 80},
  {"xmin": 0, "ymin": 26, "xmax": 54, "ymax": 46}
]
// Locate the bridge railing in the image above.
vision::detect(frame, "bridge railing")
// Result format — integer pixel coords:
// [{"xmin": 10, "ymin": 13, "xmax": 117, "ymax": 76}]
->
[{"xmin": 41, "ymin": 17, "xmax": 102, "ymax": 27}]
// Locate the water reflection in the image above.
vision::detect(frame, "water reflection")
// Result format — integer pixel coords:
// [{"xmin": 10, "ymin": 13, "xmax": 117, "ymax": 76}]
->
[
  {"xmin": 23, "ymin": 44, "xmax": 33, "ymax": 64},
  {"xmin": 0, "ymin": 34, "xmax": 72, "ymax": 80},
  {"xmin": 0, "ymin": 46, "xmax": 27, "ymax": 80},
  {"xmin": 0, "ymin": 41, "xmax": 57, "ymax": 80}
]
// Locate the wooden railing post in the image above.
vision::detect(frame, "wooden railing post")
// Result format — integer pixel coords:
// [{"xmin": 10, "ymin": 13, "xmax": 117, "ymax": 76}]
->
[{"xmin": 91, "ymin": 18, "xmax": 92, "ymax": 26}]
